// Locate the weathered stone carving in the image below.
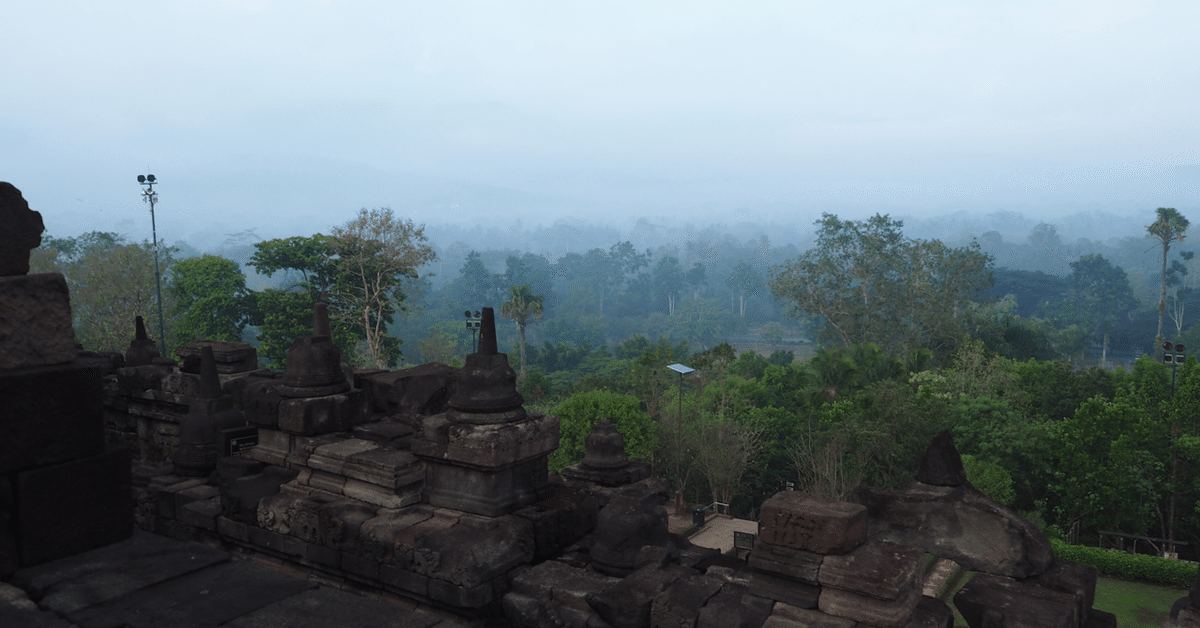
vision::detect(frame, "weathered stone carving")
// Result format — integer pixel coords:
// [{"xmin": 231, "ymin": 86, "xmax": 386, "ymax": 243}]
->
[
  {"xmin": 851, "ymin": 430, "xmax": 1054, "ymax": 580},
  {"xmin": 0, "ymin": 182, "xmax": 44, "ymax": 276},
  {"xmin": 172, "ymin": 346, "xmax": 249, "ymax": 477},
  {"xmin": 590, "ymin": 478, "xmax": 674, "ymax": 577}
]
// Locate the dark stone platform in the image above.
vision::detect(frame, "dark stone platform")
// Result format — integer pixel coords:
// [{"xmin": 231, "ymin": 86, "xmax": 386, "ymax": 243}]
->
[{"xmin": 3, "ymin": 528, "xmax": 467, "ymax": 628}]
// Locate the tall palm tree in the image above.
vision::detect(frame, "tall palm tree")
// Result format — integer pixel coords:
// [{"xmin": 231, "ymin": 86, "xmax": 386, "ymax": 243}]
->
[
  {"xmin": 1147, "ymin": 207, "xmax": 1190, "ymax": 357},
  {"xmin": 501, "ymin": 284, "xmax": 544, "ymax": 380}
]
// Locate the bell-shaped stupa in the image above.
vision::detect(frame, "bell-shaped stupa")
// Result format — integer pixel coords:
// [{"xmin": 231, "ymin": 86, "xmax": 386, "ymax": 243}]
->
[
  {"xmin": 124, "ymin": 315, "xmax": 161, "ymax": 367},
  {"xmin": 445, "ymin": 307, "xmax": 525, "ymax": 423},
  {"xmin": 278, "ymin": 302, "xmax": 351, "ymax": 398}
]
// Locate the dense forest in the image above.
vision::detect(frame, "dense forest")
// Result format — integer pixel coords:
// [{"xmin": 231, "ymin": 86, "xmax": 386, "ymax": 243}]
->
[{"xmin": 29, "ymin": 207, "xmax": 1200, "ymax": 559}]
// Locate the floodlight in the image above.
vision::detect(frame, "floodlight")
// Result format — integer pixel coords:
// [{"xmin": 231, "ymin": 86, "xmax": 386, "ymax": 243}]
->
[
  {"xmin": 473, "ymin": 311, "xmax": 480, "ymax": 318},
  {"xmin": 147, "ymin": 174, "xmax": 156, "ymax": 182},
  {"xmin": 1176, "ymin": 344, "xmax": 1186, "ymax": 353},
  {"xmin": 464, "ymin": 310, "xmax": 471, "ymax": 318},
  {"xmin": 137, "ymin": 175, "xmax": 146, "ymax": 183},
  {"xmin": 1165, "ymin": 341, "xmax": 1174, "ymax": 351}
]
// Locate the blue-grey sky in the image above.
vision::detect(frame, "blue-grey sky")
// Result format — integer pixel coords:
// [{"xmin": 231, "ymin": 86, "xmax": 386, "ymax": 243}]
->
[{"xmin": 4, "ymin": 1, "xmax": 1198, "ymax": 251}]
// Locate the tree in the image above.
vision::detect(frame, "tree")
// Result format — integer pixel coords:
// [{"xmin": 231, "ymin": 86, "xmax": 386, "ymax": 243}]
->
[
  {"xmin": 169, "ymin": 255, "xmax": 252, "ymax": 346},
  {"xmin": 248, "ymin": 235, "xmax": 356, "ymax": 368},
  {"xmin": 458, "ymin": 251, "xmax": 493, "ymax": 309},
  {"xmin": 1167, "ymin": 250, "xmax": 1196, "ymax": 336},
  {"xmin": 548, "ymin": 391, "xmax": 656, "ymax": 475},
  {"xmin": 652, "ymin": 256, "xmax": 686, "ymax": 316},
  {"xmin": 761, "ymin": 321, "xmax": 785, "ymax": 346},
  {"xmin": 1148, "ymin": 208, "xmax": 1190, "ymax": 358},
  {"xmin": 962, "ymin": 454, "xmax": 1016, "ymax": 507},
  {"xmin": 728, "ymin": 261, "xmax": 765, "ymax": 318},
  {"xmin": 693, "ymin": 410, "xmax": 764, "ymax": 508},
  {"xmin": 1054, "ymin": 254, "xmax": 1138, "ymax": 367},
  {"xmin": 500, "ymin": 284, "xmax": 545, "ymax": 380},
  {"xmin": 329, "ymin": 208, "xmax": 436, "ymax": 368},
  {"xmin": 32, "ymin": 231, "xmax": 178, "ymax": 353},
  {"xmin": 686, "ymin": 262, "xmax": 707, "ymax": 299},
  {"xmin": 768, "ymin": 213, "xmax": 992, "ymax": 358}
]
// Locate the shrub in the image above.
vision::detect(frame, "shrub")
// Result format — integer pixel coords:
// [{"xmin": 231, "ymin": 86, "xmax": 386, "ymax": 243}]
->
[{"xmin": 548, "ymin": 390, "xmax": 656, "ymax": 475}]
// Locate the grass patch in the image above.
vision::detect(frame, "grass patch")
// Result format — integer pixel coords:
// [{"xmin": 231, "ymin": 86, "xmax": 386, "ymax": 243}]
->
[
  {"xmin": 1094, "ymin": 575, "xmax": 1186, "ymax": 627},
  {"xmin": 933, "ymin": 571, "xmax": 1186, "ymax": 627}
]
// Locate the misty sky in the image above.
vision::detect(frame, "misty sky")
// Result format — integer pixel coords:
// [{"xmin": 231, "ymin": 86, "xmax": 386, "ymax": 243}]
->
[{"xmin": 4, "ymin": 1, "xmax": 1198, "ymax": 251}]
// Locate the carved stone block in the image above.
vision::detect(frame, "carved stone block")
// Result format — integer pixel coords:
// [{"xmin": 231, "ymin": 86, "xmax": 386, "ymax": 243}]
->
[
  {"xmin": 818, "ymin": 583, "xmax": 921, "ymax": 628},
  {"xmin": 817, "ymin": 540, "xmax": 925, "ymax": 602},
  {"xmin": 0, "ymin": 274, "xmax": 76, "ymax": 370},
  {"xmin": 0, "ymin": 360, "xmax": 105, "ymax": 475},
  {"xmin": 15, "ymin": 447, "xmax": 133, "ymax": 565},
  {"xmin": 759, "ymin": 491, "xmax": 867, "ymax": 556},
  {"xmin": 954, "ymin": 572, "xmax": 1078, "ymax": 628},
  {"xmin": 748, "ymin": 540, "xmax": 824, "ymax": 585},
  {"xmin": 277, "ymin": 390, "xmax": 366, "ymax": 436}
]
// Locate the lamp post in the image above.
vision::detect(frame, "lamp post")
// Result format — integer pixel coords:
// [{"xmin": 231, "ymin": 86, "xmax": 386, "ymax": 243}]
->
[
  {"xmin": 464, "ymin": 310, "xmax": 481, "ymax": 352},
  {"xmin": 137, "ymin": 174, "xmax": 166, "ymax": 348},
  {"xmin": 667, "ymin": 363, "xmax": 695, "ymax": 509},
  {"xmin": 1163, "ymin": 341, "xmax": 1187, "ymax": 394}
]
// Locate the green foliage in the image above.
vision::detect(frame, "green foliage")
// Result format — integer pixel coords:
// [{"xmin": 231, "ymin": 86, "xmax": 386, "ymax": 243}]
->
[
  {"xmin": 961, "ymin": 454, "xmax": 1016, "ymax": 506},
  {"xmin": 548, "ymin": 391, "xmax": 656, "ymax": 475},
  {"xmin": 169, "ymin": 255, "xmax": 251, "ymax": 346},
  {"xmin": 769, "ymin": 212, "xmax": 993, "ymax": 358},
  {"xmin": 32, "ymin": 231, "xmax": 178, "ymax": 352},
  {"xmin": 1050, "ymin": 538, "xmax": 1198, "ymax": 587}
]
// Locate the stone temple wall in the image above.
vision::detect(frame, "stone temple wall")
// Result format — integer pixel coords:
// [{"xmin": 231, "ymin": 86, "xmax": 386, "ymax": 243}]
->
[{"xmin": 0, "ymin": 182, "xmax": 133, "ymax": 578}]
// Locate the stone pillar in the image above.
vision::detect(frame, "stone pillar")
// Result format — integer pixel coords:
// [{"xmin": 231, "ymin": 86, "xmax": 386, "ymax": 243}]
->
[
  {"xmin": 412, "ymin": 307, "xmax": 560, "ymax": 517},
  {"xmin": 0, "ymin": 182, "xmax": 132, "ymax": 574}
]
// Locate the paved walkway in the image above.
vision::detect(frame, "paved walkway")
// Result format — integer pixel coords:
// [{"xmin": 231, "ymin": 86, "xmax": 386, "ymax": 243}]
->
[{"xmin": 0, "ymin": 529, "xmax": 467, "ymax": 628}]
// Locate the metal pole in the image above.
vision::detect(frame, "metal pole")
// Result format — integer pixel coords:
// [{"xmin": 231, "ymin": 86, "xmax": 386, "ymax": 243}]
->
[{"xmin": 149, "ymin": 193, "xmax": 166, "ymax": 348}]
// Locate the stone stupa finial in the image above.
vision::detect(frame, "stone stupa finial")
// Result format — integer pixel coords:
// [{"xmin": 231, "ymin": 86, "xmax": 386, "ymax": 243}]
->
[
  {"xmin": 125, "ymin": 315, "xmax": 162, "ymax": 367},
  {"xmin": 478, "ymin": 307, "xmax": 498, "ymax": 355},
  {"xmin": 196, "ymin": 345, "xmax": 222, "ymax": 399},
  {"xmin": 915, "ymin": 429, "xmax": 967, "ymax": 487},
  {"xmin": 446, "ymin": 306, "xmax": 524, "ymax": 422},
  {"xmin": 313, "ymin": 302, "xmax": 331, "ymax": 337}
]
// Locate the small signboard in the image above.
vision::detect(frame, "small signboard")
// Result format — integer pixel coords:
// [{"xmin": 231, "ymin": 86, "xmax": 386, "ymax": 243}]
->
[
  {"xmin": 220, "ymin": 426, "xmax": 259, "ymax": 457},
  {"xmin": 734, "ymin": 531, "xmax": 757, "ymax": 551}
]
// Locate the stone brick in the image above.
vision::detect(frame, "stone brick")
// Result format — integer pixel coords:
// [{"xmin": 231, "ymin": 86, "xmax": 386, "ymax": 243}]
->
[
  {"xmin": 817, "ymin": 583, "xmax": 921, "ymax": 628},
  {"xmin": 305, "ymin": 540, "xmax": 342, "ymax": 569},
  {"xmin": 175, "ymin": 483, "xmax": 220, "ymax": 517},
  {"xmin": 748, "ymin": 540, "xmax": 824, "ymax": 585},
  {"xmin": 1018, "ymin": 559, "xmax": 1098, "ymax": 627},
  {"xmin": 156, "ymin": 478, "xmax": 207, "ymax": 520},
  {"xmin": 223, "ymin": 466, "xmax": 298, "ymax": 524},
  {"xmin": 954, "ymin": 572, "xmax": 1078, "ymax": 628},
  {"xmin": 179, "ymin": 497, "xmax": 222, "ymax": 531},
  {"xmin": 248, "ymin": 525, "xmax": 307, "ymax": 558},
  {"xmin": 764, "ymin": 602, "xmax": 856, "ymax": 628},
  {"xmin": 278, "ymin": 391, "xmax": 364, "ymax": 436},
  {"xmin": 0, "ymin": 273, "xmax": 77, "ymax": 370},
  {"xmin": 382, "ymin": 563, "xmax": 430, "ymax": 597},
  {"xmin": 343, "ymin": 477, "xmax": 422, "ymax": 509},
  {"xmin": 342, "ymin": 551, "xmax": 380, "ymax": 580},
  {"xmin": 15, "ymin": 447, "xmax": 133, "ymax": 565},
  {"xmin": 817, "ymin": 540, "xmax": 925, "ymax": 602},
  {"xmin": 428, "ymin": 577, "xmax": 492, "ymax": 609},
  {"xmin": 759, "ymin": 491, "xmax": 867, "ymax": 556},
  {"xmin": 217, "ymin": 516, "xmax": 249, "ymax": 542},
  {"xmin": 650, "ymin": 574, "xmax": 725, "ymax": 628},
  {"xmin": 0, "ymin": 360, "xmax": 105, "ymax": 475},
  {"xmin": 750, "ymin": 569, "xmax": 821, "ymax": 609}
]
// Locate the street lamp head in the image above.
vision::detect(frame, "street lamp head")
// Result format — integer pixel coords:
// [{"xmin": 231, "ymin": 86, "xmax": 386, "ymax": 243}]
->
[{"xmin": 137, "ymin": 175, "xmax": 146, "ymax": 183}]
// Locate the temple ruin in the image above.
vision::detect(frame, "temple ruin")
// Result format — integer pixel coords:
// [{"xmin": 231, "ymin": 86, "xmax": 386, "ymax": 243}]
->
[{"xmin": 3, "ymin": 180, "xmax": 1183, "ymax": 626}]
